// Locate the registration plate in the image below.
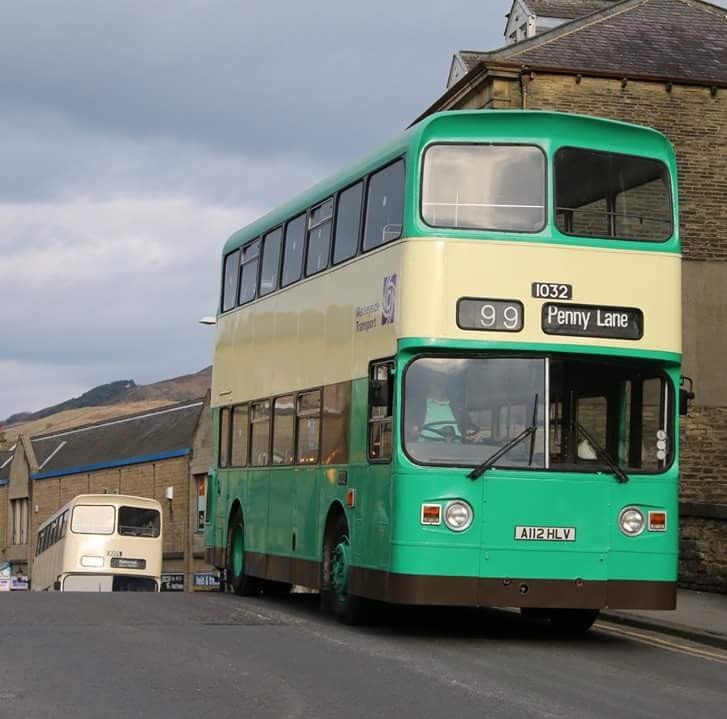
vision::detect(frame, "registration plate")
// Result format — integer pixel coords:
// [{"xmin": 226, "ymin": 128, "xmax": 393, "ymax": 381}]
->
[{"xmin": 515, "ymin": 526, "xmax": 576, "ymax": 541}]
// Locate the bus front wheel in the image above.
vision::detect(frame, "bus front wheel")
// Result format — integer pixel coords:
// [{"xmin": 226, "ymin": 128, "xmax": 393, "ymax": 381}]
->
[
  {"xmin": 226, "ymin": 509, "xmax": 261, "ymax": 596},
  {"xmin": 321, "ymin": 514, "xmax": 367, "ymax": 624}
]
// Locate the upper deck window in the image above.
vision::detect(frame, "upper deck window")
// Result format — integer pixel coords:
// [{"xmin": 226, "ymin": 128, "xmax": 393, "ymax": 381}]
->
[
  {"xmin": 72, "ymin": 505, "xmax": 115, "ymax": 535},
  {"xmin": 363, "ymin": 160, "xmax": 405, "ymax": 251},
  {"xmin": 555, "ymin": 148, "xmax": 672, "ymax": 242},
  {"xmin": 421, "ymin": 144, "xmax": 545, "ymax": 232},
  {"xmin": 221, "ymin": 250, "xmax": 240, "ymax": 312}
]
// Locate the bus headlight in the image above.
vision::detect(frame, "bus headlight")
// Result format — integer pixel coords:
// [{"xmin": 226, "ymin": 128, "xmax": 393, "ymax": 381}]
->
[
  {"xmin": 618, "ymin": 507, "xmax": 645, "ymax": 536},
  {"xmin": 80, "ymin": 555, "xmax": 104, "ymax": 567},
  {"xmin": 444, "ymin": 501, "xmax": 473, "ymax": 532}
]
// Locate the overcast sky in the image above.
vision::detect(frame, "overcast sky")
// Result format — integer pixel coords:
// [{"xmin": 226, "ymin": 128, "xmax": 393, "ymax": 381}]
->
[
  {"xmin": 0, "ymin": 0, "xmax": 512, "ymax": 419},
  {"xmin": 3, "ymin": 1, "xmax": 724, "ymax": 420}
]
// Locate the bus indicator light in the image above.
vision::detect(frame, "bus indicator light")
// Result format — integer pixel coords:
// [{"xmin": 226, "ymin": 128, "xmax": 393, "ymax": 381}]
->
[
  {"xmin": 648, "ymin": 511, "xmax": 667, "ymax": 531},
  {"xmin": 346, "ymin": 489, "xmax": 356, "ymax": 508},
  {"xmin": 421, "ymin": 504, "xmax": 442, "ymax": 525}
]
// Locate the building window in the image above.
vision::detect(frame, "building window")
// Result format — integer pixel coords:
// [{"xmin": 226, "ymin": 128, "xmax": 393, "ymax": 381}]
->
[
  {"xmin": 196, "ymin": 475, "xmax": 206, "ymax": 531},
  {"xmin": 11, "ymin": 498, "xmax": 28, "ymax": 545}
]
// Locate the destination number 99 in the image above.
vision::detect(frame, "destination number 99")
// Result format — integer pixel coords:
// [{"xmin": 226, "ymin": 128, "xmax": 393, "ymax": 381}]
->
[{"xmin": 457, "ymin": 298, "xmax": 524, "ymax": 332}]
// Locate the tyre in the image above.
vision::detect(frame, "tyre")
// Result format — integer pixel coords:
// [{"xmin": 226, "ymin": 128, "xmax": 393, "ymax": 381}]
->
[
  {"xmin": 549, "ymin": 608, "xmax": 599, "ymax": 635},
  {"xmin": 320, "ymin": 513, "xmax": 368, "ymax": 624},
  {"xmin": 226, "ymin": 508, "xmax": 261, "ymax": 596}
]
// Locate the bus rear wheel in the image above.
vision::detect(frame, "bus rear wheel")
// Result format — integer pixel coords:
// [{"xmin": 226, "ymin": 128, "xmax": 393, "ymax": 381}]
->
[
  {"xmin": 321, "ymin": 514, "xmax": 367, "ymax": 624},
  {"xmin": 226, "ymin": 509, "xmax": 261, "ymax": 596},
  {"xmin": 549, "ymin": 608, "xmax": 599, "ymax": 635}
]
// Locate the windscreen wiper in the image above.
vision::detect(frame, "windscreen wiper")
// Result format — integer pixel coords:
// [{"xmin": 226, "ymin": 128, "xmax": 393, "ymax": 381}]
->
[
  {"xmin": 468, "ymin": 394, "xmax": 539, "ymax": 481},
  {"xmin": 573, "ymin": 419, "xmax": 629, "ymax": 484}
]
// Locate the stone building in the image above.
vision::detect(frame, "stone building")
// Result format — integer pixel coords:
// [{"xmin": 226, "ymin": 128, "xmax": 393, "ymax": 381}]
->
[
  {"xmin": 421, "ymin": 0, "xmax": 727, "ymax": 591},
  {"xmin": 0, "ymin": 398, "xmax": 216, "ymax": 590}
]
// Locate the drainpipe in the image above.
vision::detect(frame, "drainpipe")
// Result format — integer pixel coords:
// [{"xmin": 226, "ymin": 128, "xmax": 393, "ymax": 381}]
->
[{"xmin": 520, "ymin": 69, "xmax": 535, "ymax": 109}]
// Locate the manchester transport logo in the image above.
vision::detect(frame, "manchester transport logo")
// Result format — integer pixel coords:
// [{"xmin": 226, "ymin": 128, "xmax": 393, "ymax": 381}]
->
[{"xmin": 382, "ymin": 274, "xmax": 397, "ymax": 325}]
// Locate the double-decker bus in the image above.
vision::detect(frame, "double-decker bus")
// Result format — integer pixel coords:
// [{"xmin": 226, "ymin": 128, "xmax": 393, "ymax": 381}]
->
[
  {"xmin": 206, "ymin": 110, "xmax": 687, "ymax": 631},
  {"xmin": 32, "ymin": 494, "xmax": 163, "ymax": 592}
]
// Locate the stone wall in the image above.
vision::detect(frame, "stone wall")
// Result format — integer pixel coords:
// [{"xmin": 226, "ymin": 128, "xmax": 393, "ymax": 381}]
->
[{"xmin": 522, "ymin": 74, "xmax": 727, "ymax": 261}]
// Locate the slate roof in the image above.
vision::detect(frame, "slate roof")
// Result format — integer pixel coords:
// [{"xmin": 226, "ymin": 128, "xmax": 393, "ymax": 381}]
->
[
  {"xmin": 460, "ymin": 0, "xmax": 727, "ymax": 85},
  {"xmin": 30, "ymin": 400, "xmax": 205, "ymax": 480},
  {"xmin": 525, "ymin": 0, "xmax": 617, "ymax": 18}
]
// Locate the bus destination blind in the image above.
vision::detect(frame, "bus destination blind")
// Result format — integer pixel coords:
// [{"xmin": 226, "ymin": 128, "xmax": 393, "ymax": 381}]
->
[{"xmin": 542, "ymin": 302, "xmax": 643, "ymax": 340}]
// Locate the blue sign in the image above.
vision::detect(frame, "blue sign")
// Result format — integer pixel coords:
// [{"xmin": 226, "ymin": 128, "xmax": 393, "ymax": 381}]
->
[{"xmin": 193, "ymin": 572, "xmax": 220, "ymax": 591}]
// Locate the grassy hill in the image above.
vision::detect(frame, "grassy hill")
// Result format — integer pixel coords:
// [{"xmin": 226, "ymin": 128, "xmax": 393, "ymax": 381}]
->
[{"xmin": 2, "ymin": 367, "xmax": 211, "ymax": 442}]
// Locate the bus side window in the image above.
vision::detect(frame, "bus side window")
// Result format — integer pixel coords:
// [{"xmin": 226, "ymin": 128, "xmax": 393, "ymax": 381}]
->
[
  {"xmin": 333, "ymin": 182, "xmax": 363, "ymax": 265},
  {"xmin": 250, "ymin": 400, "xmax": 271, "ymax": 466},
  {"xmin": 221, "ymin": 249, "xmax": 240, "ymax": 312},
  {"xmin": 281, "ymin": 213, "xmax": 306, "ymax": 287},
  {"xmin": 363, "ymin": 160, "xmax": 405, "ymax": 252},
  {"xmin": 219, "ymin": 407, "xmax": 231, "ymax": 468},
  {"xmin": 369, "ymin": 360, "xmax": 394, "ymax": 461},
  {"xmin": 306, "ymin": 199, "xmax": 333, "ymax": 277},
  {"xmin": 238, "ymin": 239, "xmax": 260, "ymax": 305}
]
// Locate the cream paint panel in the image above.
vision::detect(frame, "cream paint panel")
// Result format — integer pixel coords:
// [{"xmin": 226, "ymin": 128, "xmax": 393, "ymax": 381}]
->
[
  {"xmin": 212, "ymin": 247, "xmax": 402, "ymax": 406},
  {"xmin": 399, "ymin": 239, "xmax": 681, "ymax": 353},
  {"xmin": 212, "ymin": 238, "xmax": 681, "ymax": 406}
]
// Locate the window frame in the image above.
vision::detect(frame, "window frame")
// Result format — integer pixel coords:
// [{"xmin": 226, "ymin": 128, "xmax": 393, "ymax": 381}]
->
[
  {"xmin": 259, "ymin": 226, "xmax": 283, "ymax": 297},
  {"xmin": 368, "ymin": 358, "xmax": 395, "ymax": 464},
  {"xmin": 221, "ymin": 249, "xmax": 241, "ymax": 313},
  {"xmin": 238, "ymin": 238, "xmax": 261, "ymax": 306},
  {"xmin": 305, "ymin": 198, "xmax": 334, "ymax": 278},
  {"xmin": 331, "ymin": 180, "xmax": 365, "ymax": 267},
  {"xmin": 295, "ymin": 389, "xmax": 322, "ymax": 464},
  {"xmin": 362, "ymin": 158, "xmax": 406, "ymax": 254},
  {"xmin": 553, "ymin": 146, "xmax": 673, "ymax": 243},
  {"xmin": 419, "ymin": 142, "xmax": 547, "ymax": 234},
  {"xmin": 281, "ymin": 212, "xmax": 308, "ymax": 288}
]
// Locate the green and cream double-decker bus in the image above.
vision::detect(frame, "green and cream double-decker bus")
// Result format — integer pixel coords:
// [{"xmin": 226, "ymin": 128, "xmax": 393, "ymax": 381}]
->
[{"xmin": 206, "ymin": 110, "xmax": 686, "ymax": 632}]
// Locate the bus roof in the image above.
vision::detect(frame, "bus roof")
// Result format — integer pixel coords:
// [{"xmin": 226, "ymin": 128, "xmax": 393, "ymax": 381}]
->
[
  {"xmin": 37, "ymin": 493, "xmax": 162, "ymax": 532},
  {"xmin": 221, "ymin": 109, "xmax": 674, "ymax": 256}
]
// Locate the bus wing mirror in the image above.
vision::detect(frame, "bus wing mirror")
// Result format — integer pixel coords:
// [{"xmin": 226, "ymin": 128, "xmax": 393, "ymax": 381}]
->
[{"xmin": 679, "ymin": 376, "xmax": 695, "ymax": 416}]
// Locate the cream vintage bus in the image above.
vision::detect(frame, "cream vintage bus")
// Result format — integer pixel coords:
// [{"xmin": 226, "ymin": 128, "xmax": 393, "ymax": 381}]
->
[{"xmin": 32, "ymin": 494, "xmax": 163, "ymax": 592}]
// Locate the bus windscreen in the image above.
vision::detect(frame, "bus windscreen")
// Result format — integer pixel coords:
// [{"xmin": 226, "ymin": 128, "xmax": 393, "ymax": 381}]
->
[{"xmin": 118, "ymin": 506, "xmax": 161, "ymax": 538}]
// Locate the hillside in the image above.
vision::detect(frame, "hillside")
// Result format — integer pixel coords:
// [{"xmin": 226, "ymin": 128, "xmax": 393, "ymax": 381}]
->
[{"xmin": 2, "ymin": 366, "xmax": 211, "ymax": 442}]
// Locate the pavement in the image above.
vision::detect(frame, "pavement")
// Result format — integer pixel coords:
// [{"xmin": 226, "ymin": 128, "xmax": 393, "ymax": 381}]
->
[{"xmin": 601, "ymin": 588, "xmax": 727, "ymax": 649}]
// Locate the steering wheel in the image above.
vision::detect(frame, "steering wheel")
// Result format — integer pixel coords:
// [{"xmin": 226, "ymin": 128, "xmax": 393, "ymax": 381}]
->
[{"xmin": 417, "ymin": 421, "xmax": 461, "ymax": 441}]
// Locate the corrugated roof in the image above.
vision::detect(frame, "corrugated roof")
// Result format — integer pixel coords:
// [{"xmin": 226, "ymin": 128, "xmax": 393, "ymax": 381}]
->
[
  {"xmin": 30, "ymin": 400, "xmax": 204, "ymax": 480},
  {"xmin": 460, "ymin": 0, "xmax": 727, "ymax": 85}
]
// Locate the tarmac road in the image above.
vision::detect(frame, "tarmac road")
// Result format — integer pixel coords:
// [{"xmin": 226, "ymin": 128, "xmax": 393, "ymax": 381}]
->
[{"xmin": 1, "ymin": 591, "xmax": 725, "ymax": 719}]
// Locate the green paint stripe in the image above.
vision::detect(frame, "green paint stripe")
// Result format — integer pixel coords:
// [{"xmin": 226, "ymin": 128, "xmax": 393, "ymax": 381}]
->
[{"xmin": 396, "ymin": 337, "xmax": 681, "ymax": 364}]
